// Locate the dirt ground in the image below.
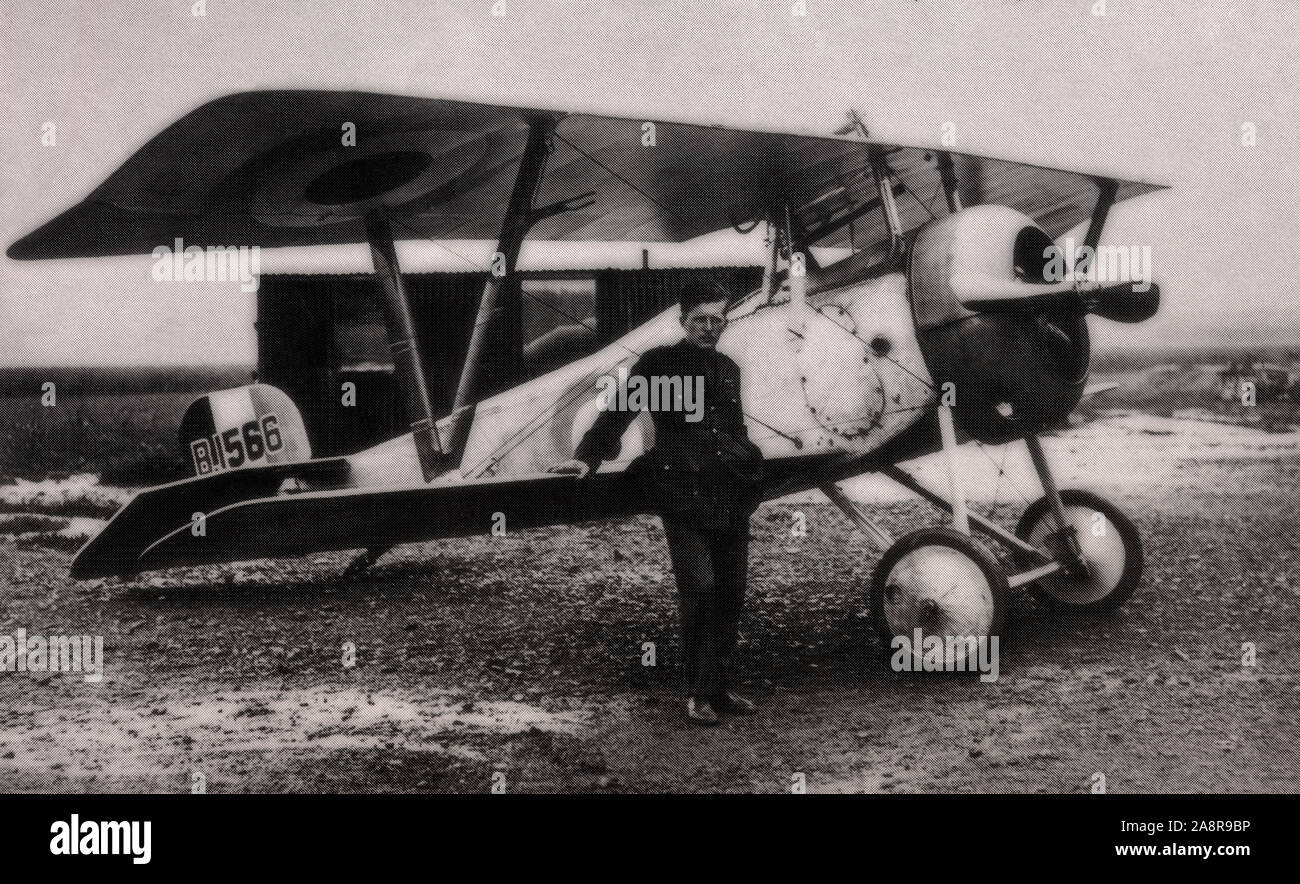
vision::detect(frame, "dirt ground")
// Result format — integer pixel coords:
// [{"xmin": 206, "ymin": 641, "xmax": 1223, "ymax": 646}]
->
[{"xmin": 1, "ymin": 412, "xmax": 1298, "ymax": 793}]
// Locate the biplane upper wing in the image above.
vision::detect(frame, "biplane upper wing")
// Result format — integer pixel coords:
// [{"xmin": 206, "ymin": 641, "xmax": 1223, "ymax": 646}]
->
[{"xmin": 8, "ymin": 90, "xmax": 1163, "ymax": 261}]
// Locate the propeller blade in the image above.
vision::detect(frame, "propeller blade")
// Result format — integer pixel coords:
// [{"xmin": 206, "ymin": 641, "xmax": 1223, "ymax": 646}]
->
[{"xmin": 954, "ymin": 275, "xmax": 1159, "ymax": 324}]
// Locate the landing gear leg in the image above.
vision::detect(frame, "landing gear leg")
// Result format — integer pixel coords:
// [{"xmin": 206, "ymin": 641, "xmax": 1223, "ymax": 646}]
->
[
  {"xmin": 937, "ymin": 404, "xmax": 969, "ymax": 534},
  {"xmin": 1023, "ymin": 433, "xmax": 1089, "ymax": 578},
  {"xmin": 820, "ymin": 481, "xmax": 893, "ymax": 551}
]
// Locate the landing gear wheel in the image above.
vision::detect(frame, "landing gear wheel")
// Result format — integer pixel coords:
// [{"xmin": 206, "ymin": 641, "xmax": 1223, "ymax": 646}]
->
[
  {"xmin": 871, "ymin": 528, "xmax": 1008, "ymax": 673},
  {"xmin": 1014, "ymin": 489, "xmax": 1142, "ymax": 613}
]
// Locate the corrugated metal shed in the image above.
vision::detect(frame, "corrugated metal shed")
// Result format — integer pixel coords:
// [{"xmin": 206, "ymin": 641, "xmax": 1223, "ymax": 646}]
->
[{"xmin": 258, "ymin": 266, "xmax": 762, "ymax": 455}]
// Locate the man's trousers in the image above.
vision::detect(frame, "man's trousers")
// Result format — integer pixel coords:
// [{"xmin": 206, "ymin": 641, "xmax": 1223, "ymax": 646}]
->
[{"xmin": 661, "ymin": 518, "xmax": 750, "ymax": 700}]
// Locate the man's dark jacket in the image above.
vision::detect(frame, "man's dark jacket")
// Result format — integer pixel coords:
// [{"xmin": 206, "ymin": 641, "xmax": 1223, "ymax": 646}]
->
[{"xmin": 575, "ymin": 340, "xmax": 764, "ymax": 529}]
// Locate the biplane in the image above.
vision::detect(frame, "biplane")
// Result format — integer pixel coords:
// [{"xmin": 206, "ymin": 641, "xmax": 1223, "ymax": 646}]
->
[{"xmin": 9, "ymin": 91, "xmax": 1164, "ymax": 669}]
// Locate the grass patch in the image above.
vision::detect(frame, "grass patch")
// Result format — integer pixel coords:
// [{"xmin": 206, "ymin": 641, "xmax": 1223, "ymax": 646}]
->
[
  {"xmin": 0, "ymin": 500, "xmax": 119, "ymax": 519},
  {"xmin": 14, "ymin": 532, "xmax": 90, "ymax": 553},
  {"xmin": 0, "ymin": 513, "xmax": 69, "ymax": 534},
  {"xmin": 0, "ymin": 392, "xmax": 193, "ymax": 481}
]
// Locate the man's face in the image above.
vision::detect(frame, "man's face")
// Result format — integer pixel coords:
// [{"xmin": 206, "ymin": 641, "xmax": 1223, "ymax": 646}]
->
[{"xmin": 682, "ymin": 300, "xmax": 728, "ymax": 349}]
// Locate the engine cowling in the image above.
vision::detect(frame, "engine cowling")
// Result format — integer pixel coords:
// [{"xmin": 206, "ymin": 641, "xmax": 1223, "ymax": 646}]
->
[{"xmin": 908, "ymin": 205, "xmax": 1097, "ymax": 444}]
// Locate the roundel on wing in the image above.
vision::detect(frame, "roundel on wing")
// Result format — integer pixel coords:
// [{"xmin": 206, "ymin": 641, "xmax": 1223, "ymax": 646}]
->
[
  {"xmin": 797, "ymin": 304, "xmax": 886, "ymax": 439},
  {"xmin": 250, "ymin": 123, "xmax": 526, "ymax": 227}
]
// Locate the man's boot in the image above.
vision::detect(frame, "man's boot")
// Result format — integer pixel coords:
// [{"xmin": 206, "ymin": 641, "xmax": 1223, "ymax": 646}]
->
[
  {"xmin": 713, "ymin": 690, "xmax": 758, "ymax": 715},
  {"xmin": 686, "ymin": 696, "xmax": 720, "ymax": 725}
]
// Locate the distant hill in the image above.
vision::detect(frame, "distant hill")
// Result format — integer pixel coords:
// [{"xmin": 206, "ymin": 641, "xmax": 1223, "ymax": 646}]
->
[{"xmin": 1089, "ymin": 342, "xmax": 1299, "ymax": 373}]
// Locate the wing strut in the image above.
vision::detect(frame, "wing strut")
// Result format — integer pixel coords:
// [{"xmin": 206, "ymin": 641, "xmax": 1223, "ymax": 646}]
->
[
  {"xmin": 839, "ymin": 109, "xmax": 905, "ymax": 260},
  {"xmin": 1077, "ymin": 178, "xmax": 1119, "ymax": 274},
  {"xmin": 365, "ymin": 206, "xmax": 444, "ymax": 481},
  {"xmin": 937, "ymin": 151, "xmax": 963, "ymax": 213},
  {"xmin": 442, "ymin": 114, "xmax": 591, "ymax": 465}
]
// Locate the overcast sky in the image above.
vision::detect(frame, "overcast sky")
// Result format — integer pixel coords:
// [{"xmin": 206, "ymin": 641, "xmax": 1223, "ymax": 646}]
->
[{"xmin": 2, "ymin": 0, "xmax": 1296, "ymax": 366}]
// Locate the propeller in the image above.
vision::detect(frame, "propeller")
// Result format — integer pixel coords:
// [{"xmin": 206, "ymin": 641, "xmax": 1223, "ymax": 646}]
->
[{"xmin": 953, "ymin": 275, "xmax": 1160, "ymax": 324}]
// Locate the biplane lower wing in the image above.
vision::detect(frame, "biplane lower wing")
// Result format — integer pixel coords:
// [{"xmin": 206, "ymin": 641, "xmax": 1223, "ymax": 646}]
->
[
  {"xmin": 71, "ymin": 457, "xmax": 351, "ymax": 578},
  {"xmin": 119, "ymin": 454, "xmax": 834, "ymax": 576},
  {"xmin": 136, "ymin": 470, "xmax": 641, "ymax": 573}
]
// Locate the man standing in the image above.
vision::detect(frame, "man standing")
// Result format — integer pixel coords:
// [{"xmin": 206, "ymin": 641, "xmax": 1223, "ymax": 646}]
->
[{"xmin": 552, "ymin": 282, "xmax": 764, "ymax": 725}]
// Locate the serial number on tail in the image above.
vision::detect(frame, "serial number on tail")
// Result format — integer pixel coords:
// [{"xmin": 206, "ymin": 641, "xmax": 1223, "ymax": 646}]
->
[{"xmin": 191, "ymin": 413, "xmax": 284, "ymax": 475}]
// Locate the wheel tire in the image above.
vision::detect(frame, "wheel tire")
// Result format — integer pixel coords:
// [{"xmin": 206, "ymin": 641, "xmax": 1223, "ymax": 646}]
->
[
  {"xmin": 1014, "ymin": 489, "xmax": 1143, "ymax": 613},
  {"xmin": 871, "ymin": 527, "xmax": 1008, "ymax": 674}
]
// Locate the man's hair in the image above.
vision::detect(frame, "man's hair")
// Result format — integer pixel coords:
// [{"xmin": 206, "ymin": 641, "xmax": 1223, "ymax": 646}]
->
[{"xmin": 679, "ymin": 280, "xmax": 730, "ymax": 315}]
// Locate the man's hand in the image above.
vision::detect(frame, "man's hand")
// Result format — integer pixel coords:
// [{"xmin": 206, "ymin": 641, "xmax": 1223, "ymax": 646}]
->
[{"xmin": 549, "ymin": 459, "xmax": 592, "ymax": 478}]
